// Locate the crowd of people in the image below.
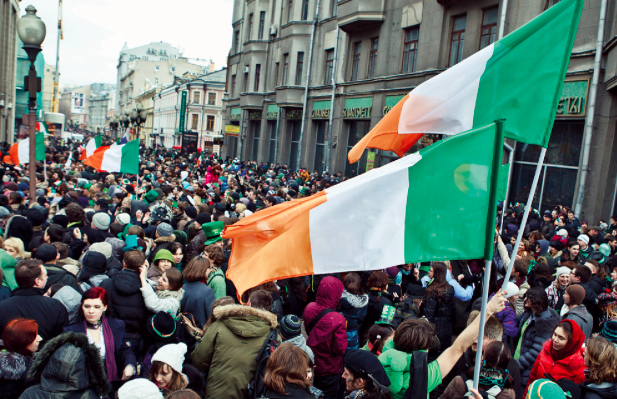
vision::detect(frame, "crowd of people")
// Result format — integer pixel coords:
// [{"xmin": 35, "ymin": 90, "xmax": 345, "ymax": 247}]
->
[{"xmin": 0, "ymin": 136, "xmax": 615, "ymax": 399}]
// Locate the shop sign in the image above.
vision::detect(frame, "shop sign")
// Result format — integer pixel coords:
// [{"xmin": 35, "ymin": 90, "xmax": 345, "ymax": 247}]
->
[
  {"xmin": 230, "ymin": 107, "xmax": 241, "ymax": 121},
  {"xmin": 225, "ymin": 124, "xmax": 240, "ymax": 136},
  {"xmin": 312, "ymin": 100, "xmax": 331, "ymax": 119},
  {"xmin": 286, "ymin": 109, "xmax": 303, "ymax": 119},
  {"xmin": 383, "ymin": 95, "xmax": 406, "ymax": 115},
  {"xmin": 178, "ymin": 91, "xmax": 188, "ymax": 133},
  {"xmin": 266, "ymin": 104, "xmax": 279, "ymax": 120},
  {"xmin": 366, "ymin": 151, "xmax": 376, "ymax": 172},
  {"xmin": 343, "ymin": 97, "xmax": 373, "ymax": 119},
  {"xmin": 249, "ymin": 111, "xmax": 262, "ymax": 120},
  {"xmin": 557, "ymin": 80, "xmax": 589, "ymax": 117}
]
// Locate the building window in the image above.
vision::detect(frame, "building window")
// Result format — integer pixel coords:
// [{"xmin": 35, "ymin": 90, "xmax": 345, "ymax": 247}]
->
[
  {"xmin": 234, "ymin": 31, "xmax": 240, "ymax": 53},
  {"xmin": 251, "ymin": 122, "xmax": 261, "ymax": 161},
  {"xmin": 282, "ymin": 54, "xmax": 289, "ymax": 85},
  {"xmin": 268, "ymin": 121, "xmax": 277, "ymax": 163},
  {"xmin": 402, "ymin": 27, "xmax": 419, "ymax": 73},
  {"xmin": 367, "ymin": 38, "xmax": 379, "ymax": 79},
  {"xmin": 314, "ymin": 121, "xmax": 327, "ymax": 171},
  {"xmin": 289, "ymin": 121, "xmax": 301, "ymax": 170},
  {"xmin": 324, "ymin": 49, "xmax": 334, "ymax": 84},
  {"xmin": 345, "ymin": 121, "xmax": 371, "ymax": 177},
  {"xmin": 288, "ymin": 0, "xmax": 293, "ymax": 23},
  {"xmin": 331, "ymin": 0, "xmax": 337, "ymax": 17},
  {"xmin": 254, "ymin": 64, "xmax": 261, "ymax": 91},
  {"xmin": 191, "ymin": 114, "xmax": 198, "ymax": 130},
  {"xmin": 295, "ymin": 52, "xmax": 304, "ymax": 85},
  {"xmin": 208, "ymin": 92, "xmax": 216, "ymax": 105},
  {"xmin": 154, "ymin": 78, "xmax": 159, "ymax": 85},
  {"xmin": 231, "ymin": 75, "xmax": 237, "ymax": 96},
  {"xmin": 258, "ymin": 11, "xmax": 266, "ymax": 39},
  {"xmin": 155, "ymin": 65, "xmax": 159, "ymax": 72},
  {"xmin": 248, "ymin": 13, "xmax": 254, "ymax": 40},
  {"xmin": 449, "ymin": 15, "xmax": 466, "ymax": 67},
  {"xmin": 479, "ymin": 7, "xmax": 498, "ymax": 49},
  {"xmin": 275, "ymin": 62, "xmax": 280, "ymax": 86},
  {"xmin": 206, "ymin": 115, "xmax": 215, "ymax": 130},
  {"xmin": 244, "ymin": 71, "xmax": 249, "ymax": 92},
  {"xmin": 301, "ymin": 0, "xmax": 309, "ymax": 20},
  {"xmin": 193, "ymin": 91, "xmax": 201, "ymax": 104},
  {"xmin": 143, "ymin": 56, "xmax": 148, "ymax": 61},
  {"xmin": 171, "ymin": 67, "xmax": 175, "ymax": 72},
  {"xmin": 351, "ymin": 42, "xmax": 361, "ymax": 81}
]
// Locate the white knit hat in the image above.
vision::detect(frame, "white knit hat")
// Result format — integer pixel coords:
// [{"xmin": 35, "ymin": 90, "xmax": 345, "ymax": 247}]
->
[
  {"xmin": 577, "ymin": 234, "xmax": 589, "ymax": 245},
  {"xmin": 151, "ymin": 342, "xmax": 187, "ymax": 374},
  {"xmin": 503, "ymin": 282, "xmax": 520, "ymax": 299},
  {"xmin": 88, "ymin": 242, "xmax": 112, "ymax": 260},
  {"xmin": 557, "ymin": 229, "xmax": 568, "ymax": 238},
  {"xmin": 117, "ymin": 378, "xmax": 163, "ymax": 399},
  {"xmin": 555, "ymin": 266, "xmax": 572, "ymax": 280},
  {"xmin": 116, "ymin": 213, "xmax": 131, "ymax": 225}
]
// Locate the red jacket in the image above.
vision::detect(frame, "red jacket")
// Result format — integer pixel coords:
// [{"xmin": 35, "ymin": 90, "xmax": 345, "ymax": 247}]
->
[
  {"xmin": 303, "ymin": 276, "xmax": 347, "ymax": 376},
  {"xmin": 527, "ymin": 339, "xmax": 585, "ymax": 391}
]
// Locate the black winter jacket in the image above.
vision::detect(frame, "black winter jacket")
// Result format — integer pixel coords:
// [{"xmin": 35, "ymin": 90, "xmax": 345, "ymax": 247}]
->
[
  {"xmin": 44, "ymin": 264, "xmax": 83, "ymax": 295},
  {"xmin": 99, "ymin": 269, "xmax": 147, "ymax": 337},
  {"xmin": 0, "ymin": 351, "xmax": 32, "ymax": 399},
  {"xmin": 421, "ymin": 286, "xmax": 456, "ymax": 352},
  {"xmin": 580, "ymin": 382, "xmax": 617, "ymax": 399}
]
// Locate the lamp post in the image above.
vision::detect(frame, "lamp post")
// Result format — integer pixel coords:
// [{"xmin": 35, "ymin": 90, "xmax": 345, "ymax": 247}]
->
[
  {"xmin": 109, "ymin": 117, "xmax": 118, "ymax": 138},
  {"xmin": 17, "ymin": 5, "xmax": 46, "ymax": 202}
]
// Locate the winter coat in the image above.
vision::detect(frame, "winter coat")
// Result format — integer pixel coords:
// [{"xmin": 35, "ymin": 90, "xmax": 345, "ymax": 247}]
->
[
  {"xmin": 546, "ymin": 281, "xmax": 566, "ymax": 312},
  {"xmin": 20, "ymin": 332, "xmax": 110, "ymax": 399},
  {"xmin": 0, "ymin": 249, "xmax": 17, "ymax": 291},
  {"xmin": 361, "ymin": 290, "xmax": 394, "ymax": 341},
  {"xmin": 140, "ymin": 284, "xmax": 184, "ymax": 315},
  {"xmin": 580, "ymin": 382, "xmax": 617, "ymax": 399},
  {"xmin": 490, "ymin": 294, "xmax": 518, "ymax": 338},
  {"xmin": 439, "ymin": 376, "xmax": 515, "ymax": 399},
  {"xmin": 541, "ymin": 221, "xmax": 555, "ymax": 240},
  {"xmin": 527, "ymin": 340, "xmax": 585, "ymax": 388},
  {"xmin": 562, "ymin": 304, "xmax": 593, "ymax": 341},
  {"xmin": 99, "ymin": 269, "xmax": 148, "ymax": 338},
  {"xmin": 303, "ymin": 276, "xmax": 347, "ymax": 377},
  {"xmin": 186, "ymin": 230, "xmax": 207, "ymax": 262},
  {"xmin": 263, "ymin": 384, "xmax": 315, "ymax": 399},
  {"xmin": 0, "ymin": 287, "xmax": 68, "ymax": 343},
  {"xmin": 52, "ymin": 286, "xmax": 83, "ymax": 324},
  {"xmin": 285, "ymin": 334, "xmax": 315, "ymax": 363},
  {"xmin": 64, "ymin": 317, "xmax": 137, "ymax": 381},
  {"xmin": 0, "ymin": 350, "xmax": 32, "ymax": 399},
  {"xmin": 206, "ymin": 268, "xmax": 227, "ymax": 299},
  {"xmin": 516, "ymin": 308, "xmax": 561, "ymax": 388},
  {"xmin": 79, "ymin": 274, "xmax": 108, "ymax": 292},
  {"xmin": 43, "ymin": 264, "xmax": 83, "ymax": 295},
  {"xmin": 181, "ymin": 281, "xmax": 216, "ymax": 328},
  {"xmin": 378, "ymin": 339, "xmax": 411, "ymax": 399},
  {"xmin": 270, "ymin": 291, "xmax": 284, "ymax": 322},
  {"xmin": 192, "ymin": 304, "xmax": 279, "ymax": 399},
  {"xmin": 56, "ymin": 257, "xmax": 81, "ymax": 276},
  {"xmin": 421, "ymin": 286, "xmax": 456, "ymax": 352},
  {"xmin": 339, "ymin": 290, "xmax": 368, "ymax": 349},
  {"xmin": 589, "ymin": 275, "xmax": 609, "ymax": 296}
]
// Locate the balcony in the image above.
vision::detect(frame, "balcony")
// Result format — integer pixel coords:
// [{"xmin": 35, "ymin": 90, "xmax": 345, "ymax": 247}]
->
[
  {"xmin": 275, "ymin": 86, "xmax": 304, "ymax": 107},
  {"xmin": 240, "ymin": 92, "xmax": 267, "ymax": 109},
  {"xmin": 337, "ymin": 0, "xmax": 385, "ymax": 33}
]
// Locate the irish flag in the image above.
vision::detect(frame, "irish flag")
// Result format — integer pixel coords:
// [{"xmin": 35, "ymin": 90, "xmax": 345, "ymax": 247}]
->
[
  {"xmin": 84, "ymin": 139, "xmax": 139, "ymax": 174},
  {"xmin": 224, "ymin": 122, "xmax": 504, "ymax": 298},
  {"xmin": 79, "ymin": 136, "xmax": 102, "ymax": 160},
  {"xmin": 9, "ymin": 134, "xmax": 45, "ymax": 165},
  {"xmin": 348, "ymin": 0, "xmax": 583, "ymax": 163}
]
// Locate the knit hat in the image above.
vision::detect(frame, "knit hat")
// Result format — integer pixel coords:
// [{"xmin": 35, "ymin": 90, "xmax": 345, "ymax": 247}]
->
[
  {"xmin": 577, "ymin": 235, "xmax": 589, "ymax": 245},
  {"xmin": 184, "ymin": 206, "xmax": 197, "ymax": 219},
  {"xmin": 566, "ymin": 285, "xmax": 586, "ymax": 306},
  {"xmin": 35, "ymin": 188, "xmax": 45, "ymax": 197},
  {"xmin": 280, "ymin": 315, "xmax": 302, "ymax": 339},
  {"xmin": 51, "ymin": 214, "xmax": 69, "ymax": 228},
  {"xmin": 173, "ymin": 230, "xmax": 188, "ymax": 246},
  {"xmin": 144, "ymin": 189, "xmax": 159, "ymax": 204},
  {"xmin": 17, "ymin": 182, "xmax": 28, "ymax": 192},
  {"xmin": 601, "ymin": 319, "xmax": 617, "ymax": 344},
  {"xmin": 116, "ymin": 213, "xmax": 130, "ymax": 225},
  {"xmin": 597, "ymin": 292, "xmax": 617, "ymax": 309},
  {"xmin": 25, "ymin": 208, "xmax": 45, "ymax": 227},
  {"xmin": 344, "ymin": 350, "xmax": 391, "ymax": 390},
  {"xmin": 88, "ymin": 242, "xmax": 112, "ymax": 260},
  {"xmin": 557, "ymin": 229, "xmax": 568, "ymax": 238},
  {"xmin": 153, "ymin": 249, "xmax": 174, "ymax": 265},
  {"xmin": 195, "ymin": 212, "xmax": 211, "ymax": 225},
  {"xmin": 117, "ymin": 379, "xmax": 163, "ymax": 399},
  {"xmin": 555, "ymin": 266, "xmax": 571, "ymax": 280},
  {"xmin": 151, "ymin": 343, "xmax": 187, "ymax": 375},
  {"xmin": 503, "ymin": 282, "xmax": 520, "ymax": 299},
  {"xmin": 526, "ymin": 379, "xmax": 566, "ymax": 399},
  {"xmin": 92, "ymin": 213, "xmax": 111, "ymax": 230},
  {"xmin": 156, "ymin": 223, "xmax": 173, "ymax": 237}
]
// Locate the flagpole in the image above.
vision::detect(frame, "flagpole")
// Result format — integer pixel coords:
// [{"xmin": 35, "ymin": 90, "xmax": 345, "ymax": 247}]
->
[
  {"xmin": 472, "ymin": 259, "xmax": 493, "ymax": 389},
  {"xmin": 500, "ymin": 147, "xmax": 547, "ymax": 287}
]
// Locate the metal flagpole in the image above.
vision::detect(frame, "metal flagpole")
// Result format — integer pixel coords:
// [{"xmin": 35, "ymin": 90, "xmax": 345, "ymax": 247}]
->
[
  {"xmin": 473, "ymin": 259, "xmax": 493, "ymax": 389},
  {"xmin": 501, "ymin": 147, "xmax": 547, "ymax": 287}
]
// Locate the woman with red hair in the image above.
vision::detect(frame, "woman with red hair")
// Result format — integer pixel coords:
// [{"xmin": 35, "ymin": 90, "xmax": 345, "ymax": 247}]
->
[
  {"xmin": 64, "ymin": 287, "xmax": 137, "ymax": 384},
  {"xmin": 0, "ymin": 318, "xmax": 42, "ymax": 398}
]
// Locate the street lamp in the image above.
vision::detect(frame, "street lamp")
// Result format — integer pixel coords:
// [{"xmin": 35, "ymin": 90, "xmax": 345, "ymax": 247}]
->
[{"xmin": 17, "ymin": 5, "xmax": 46, "ymax": 201}]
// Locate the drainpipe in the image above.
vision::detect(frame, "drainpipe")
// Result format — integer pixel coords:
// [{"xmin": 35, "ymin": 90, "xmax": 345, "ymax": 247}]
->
[
  {"xmin": 574, "ymin": 0, "xmax": 607, "ymax": 216},
  {"xmin": 238, "ymin": 109, "xmax": 245, "ymax": 159},
  {"xmin": 274, "ymin": 107, "xmax": 281, "ymax": 163},
  {"xmin": 497, "ymin": 0, "xmax": 508, "ymax": 39},
  {"xmin": 296, "ymin": 0, "xmax": 321, "ymax": 169},
  {"xmin": 324, "ymin": 26, "xmax": 340, "ymax": 173}
]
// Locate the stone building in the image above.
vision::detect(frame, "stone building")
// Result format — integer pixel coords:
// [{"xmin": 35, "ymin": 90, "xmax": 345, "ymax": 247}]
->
[{"xmin": 0, "ymin": 0, "xmax": 19, "ymax": 143}]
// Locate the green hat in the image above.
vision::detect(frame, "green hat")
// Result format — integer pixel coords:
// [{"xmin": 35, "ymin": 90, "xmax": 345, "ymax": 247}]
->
[
  {"xmin": 173, "ymin": 230, "xmax": 188, "ymax": 246},
  {"xmin": 145, "ymin": 189, "xmax": 159, "ymax": 204},
  {"xmin": 153, "ymin": 249, "xmax": 175, "ymax": 265},
  {"xmin": 202, "ymin": 221, "xmax": 225, "ymax": 246},
  {"xmin": 526, "ymin": 379, "xmax": 566, "ymax": 399},
  {"xmin": 376, "ymin": 304, "xmax": 396, "ymax": 326},
  {"xmin": 299, "ymin": 186, "xmax": 310, "ymax": 196}
]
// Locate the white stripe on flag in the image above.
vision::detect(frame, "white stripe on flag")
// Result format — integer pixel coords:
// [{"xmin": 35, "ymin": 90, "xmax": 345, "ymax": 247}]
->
[
  {"xmin": 18, "ymin": 140, "xmax": 30, "ymax": 164},
  {"xmin": 100, "ymin": 145, "xmax": 123, "ymax": 172}
]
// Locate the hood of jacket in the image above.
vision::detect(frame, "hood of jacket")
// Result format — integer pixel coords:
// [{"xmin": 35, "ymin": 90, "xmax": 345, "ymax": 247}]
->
[
  {"xmin": 112, "ymin": 269, "xmax": 142, "ymax": 296},
  {"xmin": 0, "ymin": 249, "xmax": 17, "ymax": 290},
  {"xmin": 316, "ymin": 276, "xmax": 344, "ymax": 309},
  {"xmin": 105, "ymin": 237, "xmax": 126, "ymax": 253},
  {"xmin": 582, "ymin": 382, "xmax": 617, "ymax": 399},
  {"xmin": 26, "ymin": 332, "xmax": 109, "ymax": 396},
  {"xmin": 565, "ymin": 304, "xmax": 592, "ymax": 323},
  {"xmin": 0, "ymin": 351, "xmax": 31, "ymax": 380},
  {"xmin": 537, "ymin": 239, "xmax": 550, "ymax": 256},
  {"xmin": 341, "ymin": 290, "xmax": 369, "ymax": 308},
  {"xmin": 156, "ymin": 288, "xmax": 184, "ymax": 301},
  {"xmin": 213, "ymin": 304, "xmax": 277, "ymax": 338},
  {"xmin": 52, "ymin": 286, "xmax": 82, "ymax": 314},
  {"xmin": 130, "ymin": 200, "xmax": 149, "ymax": 220},
  {"xmin": 154, "ymin": 235, "xmax": 175, "ymax": 244}
]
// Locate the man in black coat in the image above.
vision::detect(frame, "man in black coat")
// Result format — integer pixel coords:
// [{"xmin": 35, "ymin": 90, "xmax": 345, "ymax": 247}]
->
[
  {"xmin": 34, "ymin": 244, "xmax": 83, "ymax": 294},
  {"xmin": 0, "ymin": 259, "xmax": 68, "ymax": 343}
]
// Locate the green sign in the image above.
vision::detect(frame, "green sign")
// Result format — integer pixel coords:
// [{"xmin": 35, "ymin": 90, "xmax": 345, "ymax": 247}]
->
[
  {"xmin": 266, "ymin": 104, "xmax": 279, "ymax": 120},
  {"xmin": 343, "ymin": 97, "xmax": 373, "ymax": 119},
  {"xmin": 383, "ymin": 95, "xmax": 406, "ymax": 115},
  {"xmin": 178, "ymin": 91, "xmax": 188, "ymax": 133},
  {"xmin": 366, "ymin": 151, "xmax": 376, "ymax": 172},
  {"xmin": 312, "ymin": 100, "xmax": 331, "ymax": 119},
  {"xmin": 249, "ymin": 111, "xmax": 262, "ymax": 120},
  {"xmin": 230, "ymin": 107, "xmax": 241, "ymax": 121},
  {"xmin": 286, "ymin": 109, "xmax": 303, "ymax": 120},
  {"xmin": 557, "ymin": 80, "xmax": 589, "ymax": 116}
]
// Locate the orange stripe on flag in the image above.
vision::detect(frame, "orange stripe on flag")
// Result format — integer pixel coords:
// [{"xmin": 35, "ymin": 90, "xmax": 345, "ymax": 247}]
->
[
  {"xmin": 83, "ymin": 146, "xmax": 110, "ymax": 171},
  {"xmin": 8, "ymin": 143, "xmax": 19, "ymax": 165},
  {"xmin": 347, "ymin": 94, "xmax": 423, "ymax": 163},
  {"xmin": 223, "ymin": 191, "xmax": 327, "ymax": 301}
]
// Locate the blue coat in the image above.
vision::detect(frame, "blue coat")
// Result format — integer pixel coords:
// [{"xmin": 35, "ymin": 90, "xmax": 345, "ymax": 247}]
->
[
  {"xmin": 181, "ymin": 281, "xmax": 216, "ymax": 328},
  {"xmin": 339, "ymin": 290, "xmax": 368, "ymax": 349}
]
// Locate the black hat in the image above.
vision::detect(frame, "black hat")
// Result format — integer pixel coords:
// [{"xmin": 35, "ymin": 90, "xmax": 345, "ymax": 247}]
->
[
  {"xmin": 25, "ymin": 208, "xmax": 45, "ymax": 227},
  {"xmin": 184, "ymin": 206, "xmax": 197, "ymax": 219},
  {"xmin": 549, "ymin": 240, "xmax": 564, "ymax": 251},
  {"xmin": 195, "ymin": 212, "xmax": 211, "ymax": 225},
  {"xmin": 280, "ymin": 315, "xmax": 302, "ymax": 339},
  {"xmin": 344, "ymin": 350, "xmax": 391, "ymax": 389},
  {"xmin": 230, "ymin": 192, "xmax": 240, "ymax": 201},
  {"xmin": 146, "ymin": 311, "xmax": 178, "ymax": 342},
  {"xmin": 214, "ymin": 202, "xmax": 227, "ymax": 214},
  {"xmin": 52, "ymin": 214, "xmax": 69, "ymax": 228},
  {"xmin": 34, "ymin": 243, "xmax": 58, "ymax": 263},
  {"xmin": 96, "ymin": 198, "xmax": 109, "ymax": 210}
]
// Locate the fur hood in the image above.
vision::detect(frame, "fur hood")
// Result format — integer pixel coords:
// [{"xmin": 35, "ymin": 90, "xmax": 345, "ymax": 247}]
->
[
  {"xmin": 213, "ymin": 304, "xmax": 278, "ymax": 329},
  {"xmin": 154, "ymin": 235, "xmax": 175, "ymax": 244},
  {"xmin": 341, "ymin": 290, "xmax": 369, "ymax": 308},
  {"xmin": 26, "ymin": 332, "xmax": 110, "ymax": 396},
  {"xmin": 156, "ymin": 288, "xmax": 184, "ymax": 301},
  {"xmin": 0, "ymin": 351, "xmax": 31, "ymax": 380}
]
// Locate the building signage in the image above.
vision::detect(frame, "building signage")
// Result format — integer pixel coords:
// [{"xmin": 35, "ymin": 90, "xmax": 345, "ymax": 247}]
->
[
  {"xmin": 266, "ymin": 104, "xmax": 279, "ymax": 120},
  {"xmin": 178, "ymin": 91, "xmax": 188, "ymax": 133},
  {"xmin": 383, "ymin": 95, "xmax": 406, "ymax": 115},
  {"xmin": 366, "ymin": 151, "xmax": 376, "ymax": 172},
  {"xmin": 230, "ymin": 107, "xmax": 241, "ymax": 121},
  {"xmin": 286, "ymin": 109, "xmax": 303, "ymax": 120},
  {"xmin": 249, "ymin": 111, "xmax": 262, "ymax": 120},
  {"xmin": 557, "ymin": 80, "xmax": 589, "ymax": 117},
  {"xmin": 311, "ymin": 100, "xmax": 331, "ymax": 119},
  {"xmin": 225, "ymin": 124, "xmax": 240, "ymax": 136},
  {"xmin": 181, "ymin": 131, "xmax": 198, "ymax": 154},
  {"xmin": 343, "ymin": 97, "xmax": 373, "ymax": 119}
]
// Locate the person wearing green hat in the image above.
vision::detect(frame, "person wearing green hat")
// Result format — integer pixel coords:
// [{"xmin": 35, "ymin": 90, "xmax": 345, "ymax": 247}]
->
[
  {"xmin": 144, "ymin": 189, "xmax": 160, "ymax": 205},
  {"xmin": 148, "ymin": 249, "xmax": 175, "ymax": 285},
  {"xmin": 525, "ymin": 379, "xmax": 567, "ymax": 399},
  {"xmin": 202, "ymin": 221, "xmax": 225, "ymax": 247}
]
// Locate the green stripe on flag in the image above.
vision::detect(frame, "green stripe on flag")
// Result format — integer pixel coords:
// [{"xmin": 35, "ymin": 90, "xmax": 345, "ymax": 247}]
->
[
  {"xmin": 94, "ymin": 136, "xmax": 102, "ymax": 148},
  {"xmin": 119, "ymin": 140, "xmax": 139, "ymax": 174},
  {"xmin": 497, "ymin": 164, "xmax": 510, "ymax": 201},
  {"xmin": 36, "ymin": 133, "xmax": 45, "ymax": 161}
]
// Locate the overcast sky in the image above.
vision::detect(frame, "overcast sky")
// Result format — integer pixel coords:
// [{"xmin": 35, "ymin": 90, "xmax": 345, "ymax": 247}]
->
[{"xmin": 24, "ymin": 0, "xmax": 234, "ymax": 87}]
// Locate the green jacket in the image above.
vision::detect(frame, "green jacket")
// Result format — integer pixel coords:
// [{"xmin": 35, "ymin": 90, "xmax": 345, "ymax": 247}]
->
[
  {"xmin": 206, "ymin": 268, "xmax": 227, "ymax": 300},
  {"xmin": 192, "ymin": 304, "xmax": 279, "ymax": 399},
  {"xmin": 0, "ymin": 250, "xmax": 17, "ymax": 290},
  {"xmin": 379, "ymin": 340, "xmax": 411, "ymax": 399}
]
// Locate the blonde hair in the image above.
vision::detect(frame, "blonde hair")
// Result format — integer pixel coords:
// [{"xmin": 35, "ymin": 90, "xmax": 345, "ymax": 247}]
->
[
  {"xmin": 4, "ymin": 237, "xmax": 25, "ymax": 258},
  {"xmin": 586, "ymin": 336, "xmax": 617, "ymax": 383}
]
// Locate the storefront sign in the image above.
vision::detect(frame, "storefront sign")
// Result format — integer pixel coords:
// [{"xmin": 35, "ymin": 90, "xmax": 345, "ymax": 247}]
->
[
  {"xmin": 181, "ymin": 131, "xmax": 198, "ymax": 154},
  {"xmin": 312, "ymin": 100, "xmax": 331, "ymax": 119},
  {"xmin": 249, "ymin": 111, "xmax": 262, "ymax": 120},
  {"xmin": 230, "ymin": 107, "xmax": 241, "ymax": 121},
  {"xmin": 225, "ymin": 124, "xmax": 240, "ymax": 136},
  {"xmin": 557, "ymin": 80, "xmax": 589, "ymax": 117},
  {"xmin": 383, "ymin": 95, "xmax": 406, "ymax": 115},
  {"xmin": 266, "ymin": 104, "xmax": 279, "ymax": 120},
  {"xmin": 343, "ymin": 97, "xmax": 373, "ymax": 119},
  {"xmin": 286, "ymin": 109, "xmax": 303, "ymax": 120},
  {"xmin": 178, "ymin": 91, "xmax": 188, "ymax": 133},
  {"xmin": 366, "ymin": 151, "xmax": 376, "ymax": 172}
]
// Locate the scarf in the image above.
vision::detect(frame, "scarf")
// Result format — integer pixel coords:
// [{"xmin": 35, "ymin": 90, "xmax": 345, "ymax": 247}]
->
[
  {"xmin": 548, "ymin": 319, "xmax": 584, "ymax": 362},
  {"xmin": 396, "ymin": 269, "xmax": 411, "ymax": 285},
  {"xmin": 84, "ymin": 316, "xmax": 117, "ymax": 381}
]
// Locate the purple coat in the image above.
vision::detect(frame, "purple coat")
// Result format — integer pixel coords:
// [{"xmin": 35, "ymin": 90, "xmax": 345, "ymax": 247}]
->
[{"xmin": 490, "ymin": 293, "xmax": 518, "ymax": 338}]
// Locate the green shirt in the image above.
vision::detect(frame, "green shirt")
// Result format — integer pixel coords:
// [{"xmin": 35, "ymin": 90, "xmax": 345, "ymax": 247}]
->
[{"xmin": 514, "ymin": 318, "xmax": 532, "ymax": 360}]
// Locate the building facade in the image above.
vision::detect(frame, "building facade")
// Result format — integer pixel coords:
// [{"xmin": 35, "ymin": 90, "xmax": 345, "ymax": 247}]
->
[
  {"xmin": 153, "ymin": 70, "xmax": 226, "ymax": 151},
  {"xmin": 0, "ymin": 0, "xmax": 19, "ymax": 143},
  {"xmin": 134, "ymin": 87, "xmax": 159, "ymax": 146},
  {"xmin": 42, "ymin": 63, "xmax": 56, "ymax": 113},
  {"xmin": 223, "ymin": 0, "xmax": 617, "ymax": 222},
  {"xmin": 59, "ymin": 83, "xmax": 115, "ymax": 130},
  {"xmin": 88, "ymin": 90, "xmax": 115, "ymax": 133}
]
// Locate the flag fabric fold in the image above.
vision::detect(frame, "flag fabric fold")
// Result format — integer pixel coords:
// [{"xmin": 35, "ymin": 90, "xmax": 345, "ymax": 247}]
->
[
  {"xmin": 84, "ymin": 139, "xmax": 139, "ymax": 174},
  {"xmin": 79, "ymin": 136, "xmax": 102, "ymax": 160},
  {"xmin": 225, "ymin": 123, "xmax": 503, "ymax": 299},
  {"xmin": 348, "ymin": 0, "xmax": 583, "ymax": 163},
  {"xmin": 9, "ymin": 134, "xmax": 45, "ymax": 165}
]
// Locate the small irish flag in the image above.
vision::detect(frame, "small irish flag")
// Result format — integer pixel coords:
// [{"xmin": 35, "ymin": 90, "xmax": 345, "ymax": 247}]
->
[
  {"xmin": 84, "ymin": 139, "xmax": 139, "ymax": 174},
  {"xmin": 79, "ymin": 136, "xmax": 102, "ymax": 160},
  {"xmin": 9, "ymin": 134, "xmax": 45, "ymax": 165},
  {"xmin": 348, "ymin": 0, "xmax": 583, "ymax": 163},
  {"xmin": 36, "ymin": 121, "xmax": 49, "ymax": 135}
]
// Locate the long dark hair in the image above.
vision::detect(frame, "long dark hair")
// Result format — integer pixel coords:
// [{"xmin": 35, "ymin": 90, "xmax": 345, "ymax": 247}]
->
[{"xmin": 425, "ymin": 262, "xmax": 449, "ymax": 298}]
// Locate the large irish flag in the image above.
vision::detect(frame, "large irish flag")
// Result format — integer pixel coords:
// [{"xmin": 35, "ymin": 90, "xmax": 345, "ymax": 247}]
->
[
  {"xmin": 79, "ymin": 136, "xmax": 102, "ymax": 160},
  {"xmin": 225, "ymin": 122, "xmax": 504, "ymax": 298},
  {"xmin": 348, "ymin": 0, "xmax": 583, "ymax": 163},
  {"xmin": 83, "ymin": 139, "xmax": 139, "ymax": 174},
  {"xmin": 9, "ymin": 134, "xmax": 45, "ymax": 165}
]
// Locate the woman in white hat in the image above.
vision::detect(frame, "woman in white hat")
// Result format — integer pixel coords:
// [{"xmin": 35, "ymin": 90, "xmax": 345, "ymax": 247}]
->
[{"xmin": 148, "ymin": 342, "xmax": 205, "ymax": 397}]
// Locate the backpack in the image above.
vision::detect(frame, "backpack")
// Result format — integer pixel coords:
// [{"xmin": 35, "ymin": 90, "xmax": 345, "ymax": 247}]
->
[{"xmin": 248, "ymin": 329, "xmax": 280, "ymax": 399}]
